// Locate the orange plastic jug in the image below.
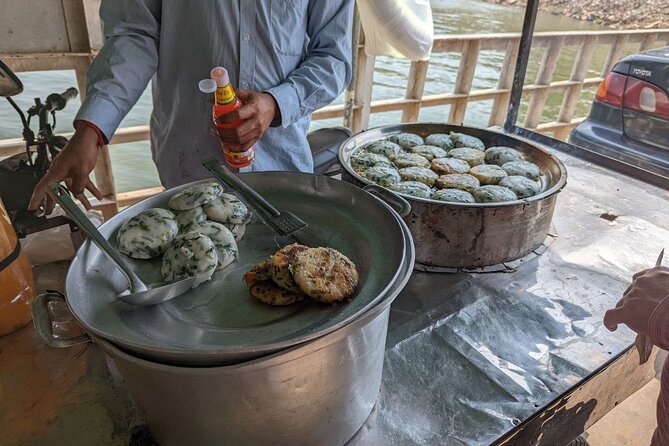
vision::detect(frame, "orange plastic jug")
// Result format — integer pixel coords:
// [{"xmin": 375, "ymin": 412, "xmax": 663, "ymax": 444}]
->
[{"xmin": 0, "ymin": 199, "xmax": 35, "ymax": 336}]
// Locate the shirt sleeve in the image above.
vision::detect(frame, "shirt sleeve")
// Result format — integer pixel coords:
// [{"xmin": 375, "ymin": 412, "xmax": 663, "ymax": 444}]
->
[
  {"xmin": 265, "ymin": 0, "xmax": 354, "ymax": 128},
  {"xmin": 648, "ymin": 294, "xmax": 669, "ymax": 351},
  {"xmin": 75, "ymin": 0, "xmax": 161, "ymax": 141}
]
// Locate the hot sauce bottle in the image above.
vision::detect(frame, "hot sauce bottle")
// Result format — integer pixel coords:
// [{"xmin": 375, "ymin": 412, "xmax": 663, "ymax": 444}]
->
[{"xmin": 199, "ymin": 66, "xmax": 255, "ymax": 168}]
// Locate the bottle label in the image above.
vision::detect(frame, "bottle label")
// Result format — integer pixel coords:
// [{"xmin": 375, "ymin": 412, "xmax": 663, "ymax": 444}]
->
[
  {"xmin": 224, "ymin": 146, "xmax": 255, "ymax": 168},
  {"xmin": 216, "ymin": 84, "xmax": 236, "ymax": 105}
]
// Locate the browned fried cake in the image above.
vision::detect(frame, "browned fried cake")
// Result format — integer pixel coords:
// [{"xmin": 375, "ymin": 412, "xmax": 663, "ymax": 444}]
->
[
  {"xmin": 291, "ymin": 247, "xmax": 359, "ymax": 303},
  {"xmin": 243, "ymin": 261, "xmax": 305, "ymax": 306},
  {"xmin": 269, "ymin": 243, "xmax": 309, "ymax": 292}
]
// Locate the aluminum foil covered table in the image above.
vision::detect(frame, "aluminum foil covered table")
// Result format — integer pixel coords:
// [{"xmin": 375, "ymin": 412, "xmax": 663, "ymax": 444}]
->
[{"xmin": 1, "ymin": 150, "xmax": 665, "ymax": 446}]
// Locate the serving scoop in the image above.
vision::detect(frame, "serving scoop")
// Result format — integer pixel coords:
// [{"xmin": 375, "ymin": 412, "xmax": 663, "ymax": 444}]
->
[
  {"xmin": 49, "ymin": 183, "xmax": 219, "ymax": 306},
  {"xmin": 635, "ymin": 248, "xmax": 664, "ymax": 364}
]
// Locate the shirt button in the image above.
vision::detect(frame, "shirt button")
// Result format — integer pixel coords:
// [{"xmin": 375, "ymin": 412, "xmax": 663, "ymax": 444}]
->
[
  {"xmin": 242, "ymin": 81, "xmax": 250, "ymax": 88},
  {"xmin": 243, "ymin": 34, "xmax": 251, "ymax": 41}
]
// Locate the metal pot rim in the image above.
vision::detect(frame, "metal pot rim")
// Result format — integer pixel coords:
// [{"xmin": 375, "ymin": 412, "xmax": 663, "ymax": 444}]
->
[
  {"xmin": 338, "ymin": 122, "xmax": 568, "ymax": 208},
  {"xmin": 93, "ymin": 199, "xmax": 415, "ymax": 371},
  {"xmin": 65, "ymin": 173, "xmax": 416, "ymax": 365}
]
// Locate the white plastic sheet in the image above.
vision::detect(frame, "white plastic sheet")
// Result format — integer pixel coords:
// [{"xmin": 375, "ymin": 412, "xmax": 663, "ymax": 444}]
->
[
  {"xmin": 356, "ymin": 0, "xmax": 434, "ymax": 60},
  {"xmin": 21, "ymin": 206, "xmax": 103, "ymax": 265}
]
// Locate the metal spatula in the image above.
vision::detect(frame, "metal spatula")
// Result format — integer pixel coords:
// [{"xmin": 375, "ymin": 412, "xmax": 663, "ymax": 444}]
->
[
  {"xmin": 202, "ymin": 158, "xmax": 308, "ymax": 238},
  {"xmin": 48, "ymin": 183, "xmax": 218, "ymax": 306},
  {"xmin": 635, "ymin": 248, "xmax": 664, "ymax": 365}
]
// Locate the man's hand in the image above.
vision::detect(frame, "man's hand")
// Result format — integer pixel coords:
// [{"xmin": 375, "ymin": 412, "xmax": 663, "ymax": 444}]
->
[
  {"xmin": 215, "ymin": 90, "xmax": 279, "ymax": 152},
  {"xmin": 28, "ymin": 125, "xmax": 103, "ymax": 214},
  {"xmin": 604, "ymin": 266, "xmax": 669, "ymax": 334}
]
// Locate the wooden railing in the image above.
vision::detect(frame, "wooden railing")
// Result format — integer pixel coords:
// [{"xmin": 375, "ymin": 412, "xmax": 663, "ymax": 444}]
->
[{"xmin": 2, "ymin": 27, "xmax": 668, "ymax": 217}]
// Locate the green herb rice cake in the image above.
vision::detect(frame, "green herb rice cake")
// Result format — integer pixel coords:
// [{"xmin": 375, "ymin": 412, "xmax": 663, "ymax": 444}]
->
[
  {"xmin": 389, "ymin": 152, "xmax": 431, "ymax": 169},
  {"xmin": 389, "ymin": 181, "xmax": 433, "ymax": 199},
  {"xmin": 435, "ymin": 173, "xmax": 480, "ymax": 193},
  {"xmin": 161, "ymin": 232, "xmax": 218, "ymax": 285},
  {"xmin": 388, "ymin": 133, "xmax": 424, "ymax": 149},
  {"xmin": 473, "ymin": 185, "xmax": 518, "ymax": 203},
  {"xmin": 449, "ymin": 132, "xmax": 485, "ymax": 151},
  {"xmin": 175, "ymin": 206, "xmax": 207, "ymax": 232},
  {"xmin": 431, "ymin": 157, "xmax": 471, "ymax": 175},
  {"xmin": 398, "ymin": 166, "xmax": 439, "ymax": 186},
  {"xmin": 448, "ymin": 147, "xmax": 485, "ymax": 167},
  {"xmin": 204, "ymin": 193, "xmax": 252, "ymax": 225},
  {"xmin": 424, "ymin": 133, "xmax": 455, "ymax": 151},
  {"xmin": 363, "ymin": 140, "xmax": 402, "ymax": 157},
  {"xmin": 498, "ymin": 176, "xmax": 541, "ymax": 199},
  {"xmin": 351, "ymin": 150, "xmax": 393, "ymax": 171},
  {"xmin": 168, "ymin": 182, "xmax": 224, "ymax": 211},
  {"xmin": 191, "ymin": 221, "xmax": 238, "ymax": 269},
  {"xmin": 408, "ymin": 144, "xmax": 448, "ymax": 161},
  {"xmin": 117, "ymin": 208, "xmax": 178, "ymax": 259},
  {"xmin": 431, "ymin": 188, "xmax": 476, "ymax": 203},
  {"xmin": 364, "ymin": 165, "xmax": 401, "ymax": 186},
  {"xmin": 484, "ymin": 146, "xmax": 524, "ymax": 166},
  {"xmin": 501, "ymin": 160, "xmax": 541, "ymax": 180},
  {"xmin": 469, "ymin": 164, "xmax": 508, "ymax": 185}
]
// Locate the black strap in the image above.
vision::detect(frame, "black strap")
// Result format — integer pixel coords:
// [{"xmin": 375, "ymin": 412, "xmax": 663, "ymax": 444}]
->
[{"xmin": 0, "ymin": 240, "xmax": 21, "ymax": 273}]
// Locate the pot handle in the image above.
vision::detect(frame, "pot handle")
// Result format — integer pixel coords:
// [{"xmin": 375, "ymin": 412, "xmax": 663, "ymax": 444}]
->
[
  {"xmin": 363, "ymin": 184, "xmax": 412, "ymax": 218},
  {"xmin": 32, "ymin": 292, "xmax": 91, "ymax": 348}
]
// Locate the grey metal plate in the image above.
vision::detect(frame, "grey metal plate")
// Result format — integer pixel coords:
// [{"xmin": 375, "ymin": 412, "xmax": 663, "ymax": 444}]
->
[
  {"xmin": 65, "ymin": 172, "xmax": 410, "ymax": 366},
  {"xmin": 338, "ymin": 123, "xmax": 567, "ymax": 207}
]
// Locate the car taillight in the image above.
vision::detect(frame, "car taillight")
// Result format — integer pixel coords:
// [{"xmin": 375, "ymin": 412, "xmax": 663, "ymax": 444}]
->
[
  {"xmin": 595, "ymin": 72, "xmax": 626, "ymax": 108},
  {"xmin": 623, "ymin": 77, "xmax": 669, "ymax": 119}
]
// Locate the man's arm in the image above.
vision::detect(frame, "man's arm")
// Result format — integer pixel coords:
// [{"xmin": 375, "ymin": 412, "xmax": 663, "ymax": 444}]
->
[
  {"xmin": 76, "ymin": 0, "xmax": 161, "ymax": 140},
  {"xmin": 216, "ymin": 0, "xmax": 354, "ymax": 151},
  {"xmin": 29, "ymin": 0, "xmax": 161, "ymax": 211},
  {"xmin": 265, "ymin": 0, "xmax": 354, "ymax": 128}
]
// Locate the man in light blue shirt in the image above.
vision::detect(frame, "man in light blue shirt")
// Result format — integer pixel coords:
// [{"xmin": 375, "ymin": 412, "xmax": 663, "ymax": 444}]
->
[{"xmin": 30, "ymin": 0, "xmax": 353, "ymax": 211}]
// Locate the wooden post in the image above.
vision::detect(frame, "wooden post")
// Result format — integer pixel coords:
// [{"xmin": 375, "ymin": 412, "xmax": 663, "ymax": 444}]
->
[
  {"xmin": 401, "ymin": 60, "xmax": 429, "ymax": 123},
  {"xmin": 75, "ymin": 59, "xmax": 118, "ymax": 220},
  {"xmin": 601, "ymin": 34, "xmax": 629, "ymax": 76},
  {"xmin": 639, "ymin": 32, "xmax": 658, "ymax": 52},
  {"xmin": 448, "ymin": 40, "xmax": 480, "ymax": 125},
  {"xmin": 75, "ymin": 1, "xmax": 118, "ymax": 219},
  {"xmin": 488, "ymin": 39, "xmax": 519, "ymax": 127},
  {"xmin": 522, "ymin": 37, "xmax": 563, "ymax": 130},
  {"xmin": 554, "ymin": 35, "xmax": 598, "ymax": 140},
  {"xmin": 350, "ymin": 49, "xmax": 376, "ymax": 133},
  {"xmin": 343, "ymin": 3, "xmax": 361, "ymax": 129}
]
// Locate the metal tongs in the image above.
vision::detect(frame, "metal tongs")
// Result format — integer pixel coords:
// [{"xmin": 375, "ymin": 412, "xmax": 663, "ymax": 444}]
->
[
  {"xmin": 202, "ymin": 158, "xmax": 308, "ymax": 240},
  {"xmin": 635, "ymin": 248, "xmax": 665, "ymax": 364},
  {"xmin": 48, "ymin": 183, "xmax": 216, "ymax": 306}
]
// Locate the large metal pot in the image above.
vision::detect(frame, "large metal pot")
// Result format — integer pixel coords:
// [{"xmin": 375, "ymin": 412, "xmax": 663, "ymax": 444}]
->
[
  {"xmin": 92, "ymin": 300, "xmax": 390, "ymax": 446},
  {"xmin": 33, "ymin": 211, "xmax": 414, "ymax": 446},
  {"xmin": 339, "ymin": 123, "xmax": 568, "ymax": 268}
]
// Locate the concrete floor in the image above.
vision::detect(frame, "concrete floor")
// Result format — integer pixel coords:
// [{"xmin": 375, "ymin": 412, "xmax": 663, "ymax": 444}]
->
[{"xmin": 587, "ymin": 378, "xmax": 659, "ymax": 446}]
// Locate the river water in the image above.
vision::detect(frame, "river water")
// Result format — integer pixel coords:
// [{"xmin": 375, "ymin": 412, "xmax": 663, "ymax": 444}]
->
[{"xmin": 1, "ymin": 0, "xmax": 615, "ymax": 193}]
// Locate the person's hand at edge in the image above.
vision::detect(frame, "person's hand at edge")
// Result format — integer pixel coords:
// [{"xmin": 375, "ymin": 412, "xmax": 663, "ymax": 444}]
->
[{"xmin": 28, "ymin": 124, "xmax": 103, "ymax": 213}]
